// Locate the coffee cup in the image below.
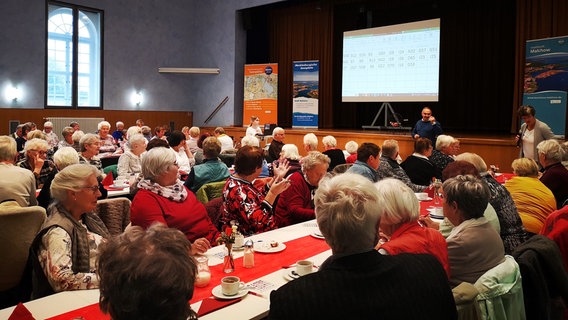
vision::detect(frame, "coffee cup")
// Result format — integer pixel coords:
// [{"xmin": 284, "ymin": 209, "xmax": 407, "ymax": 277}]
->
[
  {"xmin": 296, "ymin": 260, "xmax": 314, "ymax": 276},
  {"xmin": 221, "ymin": 276, "xmax": 245, "ymax": 296},
  {"xmin": 415, "ymin": 192, "xmax": 429, "ymax": 200}
]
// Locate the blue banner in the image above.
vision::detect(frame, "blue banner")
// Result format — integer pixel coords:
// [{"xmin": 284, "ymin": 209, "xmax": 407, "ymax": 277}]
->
[
  {"xmin": 292, "ymin": 61, "xmax": 319, "ymax": 128},
  {"xmin": 523, "ymin": 36, "xmax": 568, "ymax": 138}
]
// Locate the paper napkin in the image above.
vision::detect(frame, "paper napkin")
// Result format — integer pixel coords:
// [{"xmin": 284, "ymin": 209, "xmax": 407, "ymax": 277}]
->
[{"xmin": 197, "ymin": 297, "xmax": 241, "ymax": 317}]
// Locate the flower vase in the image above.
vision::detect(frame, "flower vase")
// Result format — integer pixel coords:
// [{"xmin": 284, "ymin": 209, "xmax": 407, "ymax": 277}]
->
[{"xmin": 223, "ymin": 244, "xmax": 235, "ymax": 273}]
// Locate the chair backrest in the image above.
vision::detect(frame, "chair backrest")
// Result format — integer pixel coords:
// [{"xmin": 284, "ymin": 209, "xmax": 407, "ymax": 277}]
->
[
  {"xmin": 452, "ymin": 282, "xmax": 482, "ymax": 320},
  {"xmin": 474, "ymin": 255, "xmax": 525, "ymax": 320},
  {"xmin": 0, "ymin": 201, "xmax": 46, "ymax": 291},
  {"xmin": 195, "ymin": 180, "xmax": 227, "ymax": 204},
  {"xmin": 512, "ymin": 235, "xmax": 568, "ymax": 320},
  {"xmin": 540, "ymin": 206, "xmax": 568, "ymax": 271},
  {"xmin": 204, "ymin": 197, "xmax": 225, "ymax": 231},
  {"xmin": 94, "ymin": 197, "xmax": 131, "ymax": 236},
  {"xmin": 103, "ymin": 164, "xmax": 118, "ymax": 179}
]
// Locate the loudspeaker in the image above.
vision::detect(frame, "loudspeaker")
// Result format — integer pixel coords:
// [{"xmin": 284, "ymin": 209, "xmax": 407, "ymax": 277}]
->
[{"xmin": 9, "ymin": 120, "xmax": 19, "ymax": 135}]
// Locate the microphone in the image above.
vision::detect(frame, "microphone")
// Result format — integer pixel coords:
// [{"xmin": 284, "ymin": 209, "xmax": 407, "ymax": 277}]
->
[{"xmin": 516, "ymin": 127, "xmax": 525, "ymax": 147}]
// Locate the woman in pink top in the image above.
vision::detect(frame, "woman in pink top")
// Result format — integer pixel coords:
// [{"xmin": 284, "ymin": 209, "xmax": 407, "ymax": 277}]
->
[{"xmin": 374, "ymin": 178, "xmax": 450, "ymax": 277}]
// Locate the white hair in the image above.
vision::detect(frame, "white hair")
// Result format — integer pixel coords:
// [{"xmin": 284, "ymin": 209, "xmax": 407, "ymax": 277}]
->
[
  {"xmin": 241, "ymin": 135, "xmax": 260, "ymax": 147},
  {"xmin": 322, "ymin": 135, "xmax": 337, "ymax": 148},
  {"xmin": 98, "ymin": 121, "xmax": 111, "ymax": 130},
  {"xmin": 374, "ymin": 178, "xmax": 419, "ymax": 226},
  {"xmin": 53, "ymin": 146, "xmax": 80, "ymax": 169}
]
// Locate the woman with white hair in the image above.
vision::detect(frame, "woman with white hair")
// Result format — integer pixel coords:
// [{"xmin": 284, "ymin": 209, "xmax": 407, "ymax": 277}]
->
[
  {"xmin": 269, "ymin": 143, "xmax": 302, "ymax": 177},
  {"xmin": 130, "ymin": 147, "xmax": 219, "ymax": 254},
  {"xmin": 17, "ymin": 138, "xmax": 57, "ymax": 188},
  {"xmin": 428, "ymin": 134, "xmax": 456, "ymax": 174},
  {"xmin": 78, "ymin": 133, "xmax": 104, "ymax": 176},
  {"xmin": 274, "ymin": 151, "xmax": 330, "ymax": 227},
  {"xmin": 117, "ymin": 134, "xmax": 146, "ymax": 177},
  {"xmin": 97, "ymin": 121, "xmax": 118, "ymax": 153},
  {"xmin": 343, "ymin": 140, "xmax": 358, "ymax": 163},
  {"xmin": 42, "ymin": 121, "xmax": 59, "ymax": 151},
  {"xmin": 31, "ymin": 164, "xmax": 110, "ymax": 298},
  {"xmin": 538, "ymin": 139, "xmax": 568, "ymax": 208},
  {"xmin": 374, "ymin": 178, "xmax": 450, "ymax": 277},
  {"xmin": 322, "ymin": 135, "xmax": 346, "ymax": 172},
  {"xmin": 456, "ymin": 152, "xmax": 527, "ymax": 254},
  {"xmin": 303, "ymin": 133, "xmax": 318, "ymax": 152},
  {"xmin": 37, "ymin": 146, "xmax": 80, "ymax": 209}
]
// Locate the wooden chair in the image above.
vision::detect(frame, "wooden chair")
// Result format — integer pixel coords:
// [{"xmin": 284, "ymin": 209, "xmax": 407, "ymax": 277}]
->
[
  {"xmin": 94, "ymin": 197, "xmax": 131, "ymax": 236},
  {"xmin": 0, "ymin": 201, "xmax": 46, "ymax": 308}
]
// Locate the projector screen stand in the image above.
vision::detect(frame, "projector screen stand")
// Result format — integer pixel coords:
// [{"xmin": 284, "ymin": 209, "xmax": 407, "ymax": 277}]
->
[{"xmin": 362, "ymin": 102, "xmax": 412, "ymax": 131}]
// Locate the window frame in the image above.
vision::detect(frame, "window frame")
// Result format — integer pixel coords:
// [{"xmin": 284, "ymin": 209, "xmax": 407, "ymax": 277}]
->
[{"xmin": 45, "ymin": 1, "xmax": 104, "ymax": 109}]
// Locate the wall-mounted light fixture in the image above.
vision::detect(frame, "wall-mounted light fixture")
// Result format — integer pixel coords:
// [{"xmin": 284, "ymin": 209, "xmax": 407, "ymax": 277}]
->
[
  {"xmin": 158, "ymin": 67, "xmax": 220, "ymax": 74},
  {"xmin": 131, "ymin": 91, "xmax": 143, "ymax": 106},
  {"xmin": 4, "ymin": 86, "xmax": 21, "ymax": 102}
]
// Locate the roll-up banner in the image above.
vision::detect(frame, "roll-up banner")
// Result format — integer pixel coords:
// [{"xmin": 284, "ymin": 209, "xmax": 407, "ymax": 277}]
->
[
  {"xmin": 292, "ymin": 61, "xmax": 319, "ymax": 128},
  {"xmin": 243, "ymin": 64, "xmax": 278, "ymax": 126}
]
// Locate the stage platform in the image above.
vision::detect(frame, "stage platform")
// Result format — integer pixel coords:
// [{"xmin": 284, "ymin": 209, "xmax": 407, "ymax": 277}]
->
[{"xmin": 215, "ymin": 127, "xmax": 520, "ymax": 172}]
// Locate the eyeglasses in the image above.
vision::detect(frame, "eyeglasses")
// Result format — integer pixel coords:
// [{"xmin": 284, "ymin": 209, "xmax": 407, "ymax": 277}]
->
[
  {"xmin": 30, "ymin": 150, "xmax": 47, "ymax": 155},
  {"xmin": 80, "ymin": 185, "xmax": 100, "ymax": 193}
]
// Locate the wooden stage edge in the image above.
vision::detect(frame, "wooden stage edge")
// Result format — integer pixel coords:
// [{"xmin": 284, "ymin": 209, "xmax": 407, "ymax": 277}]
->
[{"xmin": 217, "ymin": 127, "xmax": 521, "ymax": 173}]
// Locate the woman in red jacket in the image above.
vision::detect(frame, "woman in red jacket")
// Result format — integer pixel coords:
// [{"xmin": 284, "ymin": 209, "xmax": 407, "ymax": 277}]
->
[
  {"xmin": 130, "ymin": 147, "xmax": 219, "ymax": 254},
  {"xmin": 375, "ymin": 178, "xmax": 450, "ymax": 278}
]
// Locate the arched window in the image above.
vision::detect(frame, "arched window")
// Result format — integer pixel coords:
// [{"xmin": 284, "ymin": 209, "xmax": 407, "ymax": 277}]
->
[{"xmin": 47, "ymin": 2, "xmax": 102, "ymax": 108}]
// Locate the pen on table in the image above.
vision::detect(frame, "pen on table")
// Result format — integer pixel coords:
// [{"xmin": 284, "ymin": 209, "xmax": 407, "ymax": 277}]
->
[{"xmin": 248, "ymin": 291, "xmax": 266, "ymax": 299}]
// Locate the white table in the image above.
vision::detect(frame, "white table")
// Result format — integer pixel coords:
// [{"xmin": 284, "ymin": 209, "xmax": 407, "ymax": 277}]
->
[
  {"xmin": 106, "ymin": 186, "xmax": 130, "ymax": 198},
  {"xmin": 0, "ymin": 220, "xmax": 331, "ymax": 320}
]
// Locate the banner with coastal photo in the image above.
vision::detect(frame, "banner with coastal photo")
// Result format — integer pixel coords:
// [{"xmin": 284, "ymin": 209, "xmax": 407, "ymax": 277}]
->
[
  {"xmin": 292, "ymin": 61, "xmax": 319, "ymax": 128},
  {"xmin": 243, "ymin": 63, "xmax": 278, "ymax": 127},
  {"xmin": 523, "ymin": 36, "xmax": 568, "ymax": 138}
]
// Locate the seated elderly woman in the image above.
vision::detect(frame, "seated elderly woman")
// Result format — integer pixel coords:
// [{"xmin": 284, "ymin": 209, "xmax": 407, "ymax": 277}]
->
[
  {"xmin": 268, "ymin": 143, "xmax": 302, "ymax": 177},
  {"xmin": 274, "ymin": 151, "xmax": 330, "ymax": 227},
  {"xmin": 456, "ymin": 152, "xmax": 527, "ymax": 254},
  {"xmin": 97, "ymin": 121, "xmax": 118, "ymax": 153},
  {"xmin": 184, "ymin": 136, "xmax": 229, "ymax": 193},
  {"xmin": 401, "ymin": 137, "xmax": 437, "ymax": 185},
  {"xmin": 538, "ymin": 139, "xmax": 568, "ymax": 209},
  {"xmin": 221, "ymin": 146, "xmax": 290, "ymax": 235},
  {"xmin": 268, "ymin": 173, "xmax": 456, "ymax": 319},
  {"xmin": 167, "ymin": 130, "xmax": 195, "ymax": 176},
  {"xmin": 130, "ymin": 147, "xmax": 219, "ymax": 254},
  {"xmin": 343, "ymin": 140, "xmax": 358, "ymax": 164},
  {"xmin": 98, "ymin": 224, "xmax": 198, "ymax": 320},
  {"xmin": 322, "ymin": 135, "xmax": 346, "ymax": 172},
  {"xmin": 428, "ymin": 134, "xmax": 457, "ymax": 176},
  {"xmin": 374, "ymin": 178, "xmax": 450, "ymax": 277},
  {"xmin": 419, "ymin": 160, "xmax": 501, "ymax": 238},
  {"xmin": 378, "ymin": 139, "xmax": 427, "ymax": 192},
  {"xmin": 78, "ymin": 133, "xmax": 103, "ymax": 175},
  {"xmin": 57, "ymin": 126, "xmax": 75, "ymax": 150},
  {"xmin": 117, "ymin": 133, "xmax": 146, "ymax": 177},
  {"xmin": 31, "ymin": 164, "xmax": 110, "ymax": 298},
  {"xmin": 37, "ymin": 147, "xmax": 80, "ymax": 209},
  {"xmin": 505, "ymin": 158, "xmax": 556, "ymax": 234},
  {"xmin": 17, "ymin": 138, "xmax": 57, "ymax": 188},
  {"xmin": 240, "ymin": 135, "xmax": 269, "ymax": 178},
  {"xmin": 443, "ymin": 175, "xmax": 505, "ymax": 287}
]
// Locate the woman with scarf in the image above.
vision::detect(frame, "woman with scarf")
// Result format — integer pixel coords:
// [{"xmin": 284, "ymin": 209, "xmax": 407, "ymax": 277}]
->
[
  {"xmin": 31, "ymin": 164, "xmax": 110, "ymax": 298},
  {"xmin": 130, "ymin": 147, "xmax": 219, "ymax": 255}
]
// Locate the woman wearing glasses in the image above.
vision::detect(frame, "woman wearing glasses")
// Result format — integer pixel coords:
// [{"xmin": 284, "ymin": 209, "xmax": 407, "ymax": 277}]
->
[
  {"xmin": 17, "ymin": 138, "xmax": 57, "ymax": 188},
  {"xmin": 130, "ymin": 147, "xmax": 219, "ymax": 255},
  {"xmin": 31, "ymin": 164, "xmax": 110, "ymax": 298}
]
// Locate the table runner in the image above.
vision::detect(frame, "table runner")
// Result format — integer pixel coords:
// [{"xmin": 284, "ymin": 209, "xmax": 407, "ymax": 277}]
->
[
  {"xmin": 45, "ymin": 235, "xmax": 329, "ymax": 319},
  {"xmin": 190, "ymin": 234, "xmax": 330, "ymax": 302}
]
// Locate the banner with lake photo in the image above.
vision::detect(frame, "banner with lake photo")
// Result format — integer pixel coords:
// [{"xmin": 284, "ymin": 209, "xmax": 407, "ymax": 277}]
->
[
  {"xmin": 523, "ymin": 36, "xmax": 568, "ymax": 138},
  {"xmin": 292, "ymin": 61, "xmax": 319, "ymax": 128},
  {"xmin": 243, "ymin": 64, "xmax": 278, "ymax": 126}
]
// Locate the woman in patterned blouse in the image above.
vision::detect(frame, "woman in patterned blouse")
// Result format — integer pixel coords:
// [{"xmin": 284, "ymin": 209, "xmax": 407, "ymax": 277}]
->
[
  {"xmin": 31, "ymin": 164, "xmax": 110, "ymax": 298},
  {"xmin": 221, "ymin": 146, "xmax": 290, "ymax": 235}
]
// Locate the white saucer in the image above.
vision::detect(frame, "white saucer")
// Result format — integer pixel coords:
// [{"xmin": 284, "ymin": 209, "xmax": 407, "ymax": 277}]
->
[
  {"xmin": 282, "ymin": 267, "xmax": 317, "ymax": 281},
  {"xmin": 109, "ymin": 184, "xmax": 127, "ymax": 189},
  {"xmin": 310, "ymin": 232, "xmax": 325, "ymax": 239},
  {"xmin": 211, "ymin": 284, "xmax": 249, "ymax": 300},
  {"xmin": 418, "ymin": 197, "xmax": 433, "ymax": 201},
  {"xmin": 255, "ymin": 242, "xmax": 286, "ymax": 253}
]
